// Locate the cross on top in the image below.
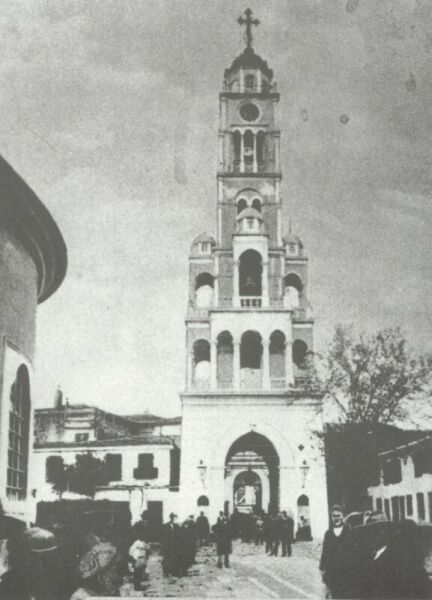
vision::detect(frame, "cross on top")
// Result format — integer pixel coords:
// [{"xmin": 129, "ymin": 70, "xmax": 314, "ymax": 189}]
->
[{"xmin": 237, "ymin": 8, "xmax": 260, "ymax": 49}]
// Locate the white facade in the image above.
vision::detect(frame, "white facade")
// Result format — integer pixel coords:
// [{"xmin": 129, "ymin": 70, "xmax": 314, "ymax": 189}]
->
[{"xmin": 368, "ymin": 438, "xmax": 432, "ymax": 525}]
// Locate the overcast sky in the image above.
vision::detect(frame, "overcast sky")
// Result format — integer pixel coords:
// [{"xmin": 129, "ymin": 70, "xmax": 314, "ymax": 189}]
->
[{"xmin": 1, "ymin": 0, "xmax": 431, "ymax": 416}]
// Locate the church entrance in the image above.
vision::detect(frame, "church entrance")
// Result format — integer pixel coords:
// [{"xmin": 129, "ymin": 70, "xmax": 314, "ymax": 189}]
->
[{"xmin": 225, "ymin": 432, "xmax": 279, "ymax": 514}]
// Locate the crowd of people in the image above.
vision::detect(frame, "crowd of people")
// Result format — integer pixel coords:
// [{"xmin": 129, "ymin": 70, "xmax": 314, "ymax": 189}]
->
[{"xmin": 1, "ymin": 501, "xmax": 431, "ymax": 599}]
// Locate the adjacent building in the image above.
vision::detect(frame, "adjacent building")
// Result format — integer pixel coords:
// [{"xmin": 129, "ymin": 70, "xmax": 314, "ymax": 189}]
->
[
  {"xmin": 368, "ymin": 434, "xmax": 432, "ymax": 525},
  {"xmin": 0, "ymin": 156, "xmax": 67, "ymax": 523},
  {"xmin": 32, "ymin": 397, "xmax": 181, "ymax": 524},
  {"xmin": 178, "ymin": 11, "xmax": 329, "ymax": 537}
]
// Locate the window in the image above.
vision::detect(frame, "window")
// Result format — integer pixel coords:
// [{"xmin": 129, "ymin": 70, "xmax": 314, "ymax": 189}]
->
[
  {"xmin": 399, "ymin": 496, "xmax": 406, "ymax": 520},
  {"xmin": 75, "ymin": 433, "xmax": 89, "ymax": 442},
  {"xmin": 201, "ymin": 243, "xmax": 210, "ymax": 253},
  {"xmin": 391, "ymin": 496, "xmax": 400, "ymax": 521},
  {"xmin": 413, "ymin": 448, "xmax": 432, "ymax": 477},
  {"xmin": 376, "ymin": 497, "xmax": 383, "ymax": 512},
  {"xmin": 134, "ymin": 454, "xmax": 158, "ymax": 480},
  {"xmin": 382, "ymin": 458, "xmax": 402, "ymax": 485},
  {"xmin": 417, "ymin": 492, "xmax": 425, "ymax": 520},
  {"xmin": 406, "ymin": 494, "xmax": 413, "ymax": 517},
  {"xmin": 46, "ymin": 456, "xmax": 64, "ymax": 483},
  {"xmin": 245, "ymin": 74, "xmax": 256, "ymax": 90},
  {"xmin": 240, "ymin": 102, "xmax": 259, "ymax": 122},
  {"xmin": 428, "ymin": 492, "xmax": 432, "ymax": 523},
  {"xmin": 7, "ymin": 365, "xmax": 31, "ymax": 500},
  {"xmin": 197, "ymin": 495, "xmax": 209, "ymax": 506},
  {"xmin": 105, "ymin": 454, "xmax": 122, "ymax": 482}
]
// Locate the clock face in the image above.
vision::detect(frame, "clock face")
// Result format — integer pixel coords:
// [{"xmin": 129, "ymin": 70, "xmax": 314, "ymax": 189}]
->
[{"xmin": 240, "ymin": 102, "xmax": 259, "ymax": 122}]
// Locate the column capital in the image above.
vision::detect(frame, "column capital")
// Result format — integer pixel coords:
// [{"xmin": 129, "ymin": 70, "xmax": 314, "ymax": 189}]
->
[
  {"xmin": 262, "ymin": 339, "xmax": 270, "ymax": 348},
  {"xmin": 233, "ymin": 338, "xmax": 241, "ymax": 346}
]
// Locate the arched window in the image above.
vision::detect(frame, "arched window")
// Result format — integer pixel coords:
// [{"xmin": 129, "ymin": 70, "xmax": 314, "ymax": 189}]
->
[
  {"xmin": 251, "ymin": 198, "xmax": 261, "ymax": 212},
  {"xmin": 233, "ymin": 131, "xmax": 241, "ymax": 167},
  {"xmin": 197, "ymin": 495, "xmax": 209, "ymax": 506},
  {"xmin": 270, "ymin": 331, "xmax": 285, "ymax": 387},
  {"xmin": 292, "ymin": 340, "xmax": 308, "ymax": 370},
  {"xmin": 239, "ymin": 250, "xmax": 262, "ymax": 297},
  {"xmin": 243, "ymin": 130, "xmax": 254, "ymax": 165},
  {"xmin": 297, "ymin": 494, "xmax": 312, "ymax": 540},
  {"xmin": 256, "ymin": 131, "xmax": 265, "ymax": 167},
  {"xmin": 237, "ymin": 198, "xmax": 248, "ymax": 214},
  {"xmin": 240, "ymin": 331, "xmax": 262, "ymax": 380},
  {"xmin": 245, "ymin": 74, "xmax": 256, "ymax": 91},
  {"xmin": 217, "ymin": 331, "xmax": 233, "ymax": 389},
  {"xmin": 297, "ymin": 494, "xmax": 309, "ymax": 507},
  {"xmin": 284, "ymin": 273, "xmax": 303, "ymax": 309},
  {"xmin": 7, "ymin": 365, "xmax": 30, "ymax": 500},
  {"xmin": 195, "ymin": 273, "xmax": 214, "ymax": 308},
  {"xmin": 193, "ymin": 339, "xmax": 210, "ymax": 383}
]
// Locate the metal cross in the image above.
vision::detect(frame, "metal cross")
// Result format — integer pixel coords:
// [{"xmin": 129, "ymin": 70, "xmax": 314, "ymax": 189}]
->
[{"xmin": 237, "ymin": 8, "xmax": 260, "ymax": 49}]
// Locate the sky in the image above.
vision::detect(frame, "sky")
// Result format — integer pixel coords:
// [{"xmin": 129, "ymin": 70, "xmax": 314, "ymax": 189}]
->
[{"xmin": 1, "ymin": 0, "xmax": 431, "ymax": 416}]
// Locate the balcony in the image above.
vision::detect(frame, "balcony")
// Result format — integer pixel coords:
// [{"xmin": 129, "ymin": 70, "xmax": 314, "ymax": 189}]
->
[{"xmin": 240, "ymin": 297, "xmax": 262, "ymax": 308}]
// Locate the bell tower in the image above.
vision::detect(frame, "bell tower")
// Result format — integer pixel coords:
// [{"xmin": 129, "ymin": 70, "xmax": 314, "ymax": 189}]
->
[{"xmin": 178, "ymin": 9, "xmax": 328, "ymax": 538}]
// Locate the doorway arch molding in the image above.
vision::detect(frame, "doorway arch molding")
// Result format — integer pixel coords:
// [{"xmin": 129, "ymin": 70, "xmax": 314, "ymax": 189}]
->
[{"xmin": 211, "ymin": 420, "xmax": 295, "ymax": 468}]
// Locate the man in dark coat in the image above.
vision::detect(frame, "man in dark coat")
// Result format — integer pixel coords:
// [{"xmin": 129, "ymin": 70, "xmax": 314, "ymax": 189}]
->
[
  {"xmin": 212, "ymin": 512, "xmax": 232, "ymax": 568},
  {"xmin": 280, "ymin": 511, "xmax": 294, "ymax": 557},
  {"xmin": 161, "ymin": 512, "xmax": 183, "ymax": 577},
  {"xmin": 181, "ymin": 515, "xmax": 198, "ymax": 573},
  {"xmin": 319, "ymin": 505, "xmax": 356, "ymax": 599},
  {"xmin": 196, "ymin": 511, "xmax": 210, "ymax": 546}
]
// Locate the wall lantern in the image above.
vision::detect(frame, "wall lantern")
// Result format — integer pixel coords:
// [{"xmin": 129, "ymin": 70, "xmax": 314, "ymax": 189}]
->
[{"xmin": 197, "ymin": 460, "xmax": 207, "ymax": 486}]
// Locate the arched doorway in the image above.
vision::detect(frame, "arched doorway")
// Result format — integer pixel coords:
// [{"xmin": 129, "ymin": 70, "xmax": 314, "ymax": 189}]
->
[
  {"xmin": 225, "ymin": 432, "xmax": 279, "ymax": 515},
  {"xmin": 233, "ymin": 470, "xmax": 262, "ymax": 513},
  {"xmin": 296, "ymin": 494, "xmax": 312, "ymax": 541}
]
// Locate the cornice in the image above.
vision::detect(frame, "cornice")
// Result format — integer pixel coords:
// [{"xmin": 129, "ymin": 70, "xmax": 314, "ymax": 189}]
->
[{"xmin": 0, "ymin": 155, "xmax": 67, "ymax": 303}]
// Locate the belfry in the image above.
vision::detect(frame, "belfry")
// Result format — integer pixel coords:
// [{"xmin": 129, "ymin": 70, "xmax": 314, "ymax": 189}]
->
[{"xmin": 179, "ymin": 9, "xmax": 329, "ymax": 538}]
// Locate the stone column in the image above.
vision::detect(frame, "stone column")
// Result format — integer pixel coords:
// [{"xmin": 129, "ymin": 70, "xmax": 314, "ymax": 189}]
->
[
  {"xmin": 233, "ymin": 340, "xmax": 240, "ymax": 390},
  {"xmin": 253, "ymin": 132, "xmax": 257, "ymax": 173},
  {"xmin": 285, "ymin": 340, "xmax": 294, "ymax": 386},
  {"xmin": 257, "ymin": 69, "xmax": 262, "ymax": 92},
  {"xmin": 262, "ymin": 339, "xmax": 270, "ymax": 390},
  {"xmin": 233, "ymin": 260, "xmax": 239, "ymax": 307},
  {"xmin": 262, "ymin": 260, "xmax": 269, "ymax": 307},
  {"xmin": 275, "ymin": 132, "xmax": 281, "ymax": 172},
  {"xmin": 240, "ymin": 132, "xmax": 245, "ymax": 173},
  {"xmin": 218, "ymin": 133, "xmax": 224, "ymax": 171},
  {"xmin": 240, "ymin": 67, "xmax": 244, "ymax": 93},
  {"xmin": 210, "ymin": 340, "xmax": 217, "ymax": 389}
]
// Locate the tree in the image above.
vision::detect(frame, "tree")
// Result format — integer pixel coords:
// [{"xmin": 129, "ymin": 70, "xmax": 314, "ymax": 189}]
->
[
  {"xmin": 65, "ymin": 453, "xmax": 109, "ymax": 498},
  {"xmin": 46, "ymin": 456, "xmax": 68, "ymax": 498},
  {"xmin": 314, "ymin": 325, "xmax": 431, "ymax": 511},
  {"xmin": 324, "ymin": 325, "xmax": 430, "ymax": 426}
]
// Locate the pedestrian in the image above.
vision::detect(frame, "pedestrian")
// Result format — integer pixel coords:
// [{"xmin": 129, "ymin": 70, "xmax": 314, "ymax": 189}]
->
[
  {"xmin": 128, "ymin": 532, "xmax": 150, "ymax": 591},
  {"xmin": 70, "ymin": 542, "xmax": 123, "ymax": 599},
  {"xmin": 319, "ymin": 504, "xmax": 356, "ymax": 599},
  {"xmin": 254, "ymin": 511, "xmax": 265, "ymax": 545},
  {"xmin": 196, "ymin": 511, "xmax": 210, "ymax": 546},
  {"xmin": 229, "ymin": 509, "xmax": 241, "ymax": 540},
  {"xmin": 263, "ymin": 512, "xmax": 273, "ymax": 554},
  {"xmin": 269, "ymin": 513, "xmax": 282, "ymax": 556},
  {"xmin": 181, "ymin": 515, "xmax": 198, "ymax": 574},
  {"xmin": 161, "ymin": 513, "xmax": 183, "ymax": 577},
  {"xmin": 212, "ymin": 512, "xmax": 232, "ymax": 569},
  {"xmin": 280, "ymin": 511, "xmax": 294, "ymax": 557}
]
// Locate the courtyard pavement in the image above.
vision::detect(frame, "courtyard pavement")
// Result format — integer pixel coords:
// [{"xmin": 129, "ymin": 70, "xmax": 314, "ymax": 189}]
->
[{"xmin": 120, "ymin": 539, "xmax": 325, "ymax": 598}]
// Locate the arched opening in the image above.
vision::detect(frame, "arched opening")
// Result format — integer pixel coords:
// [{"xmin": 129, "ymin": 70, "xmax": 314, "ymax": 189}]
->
[
  {"xmin": 284, "ymin": 273, "xmax": 303, "ymax": 309},
  {"xmin": 233, "ymin": 130, "xmax": 241, "ymax": 169},
  {"xmin": 197, "ymin": 495, "xmax": 209, "ymax": 507},
  {"xmin": 195, "ymin": 272, "xmax": 214, "ymax": 308},
  {"xmin": 7, "ymin": 365, "xmax": 31, "ymax": 500},
  {"xmin": 256, "ymin": 131, "xmax": 265, "ymax": 169},
  {"xmin": 270, "ymin": 330, "xmax": 286, "ymax": 388},
  {"xmin": 225, "ymin": 432, "xmax": 279, "ymax": 515},
  {"xmin": 217, "ymin": 331, "xmax": 233, "ymax": 389},
  {"xmin": 296, "ymin": 494, "xmax": 312, "ymax": 541},
  {"xmin": 292, "ymin": 340, "xmax": 308, "ymax": 370},
  {"xmin": 251, "ymin": 198, "xmax": 261, "ymax": 212},
  {"xmin": 240, "ymin": 331, "xmax": 262, "ymax": 389},
  {"xmin": 243, "ymin": 129, "xmax": 254, "ymax": 168},
  {"xmin": 245, "ymin": 74, "xmax": 256, "ymax": 91},
  {"xmin": 239, "ymin": 250, "xmax": 262, "ymax": 297},
  {"xmin": 193, "ymin": 339, "xmax": 210, "ymax": 386},
  {"xmin": 237, "ymin": 198, "xmax": 248, "ymax": 214}
]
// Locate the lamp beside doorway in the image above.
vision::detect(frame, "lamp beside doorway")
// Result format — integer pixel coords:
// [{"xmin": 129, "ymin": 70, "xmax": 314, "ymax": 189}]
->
[
  {"xmin": 197, "ymin": 460, "xmax": 207, "ymax": 486},
  {"xmin": 300, "ymin": 459, "xmax": 310, "ymax": 488}
]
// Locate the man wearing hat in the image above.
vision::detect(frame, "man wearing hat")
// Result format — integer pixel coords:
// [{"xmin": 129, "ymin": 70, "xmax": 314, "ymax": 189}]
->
[
  {"xmin": 319, "ymin": 504, "xmax": 356, "ymax": 599},
  {"xmin": 71, "ymin": 541, "xmax": 123, "ymax": 599},
  {"xmin": 161, "ymin": 512, "xmax": 183, "ymax": 577}
]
